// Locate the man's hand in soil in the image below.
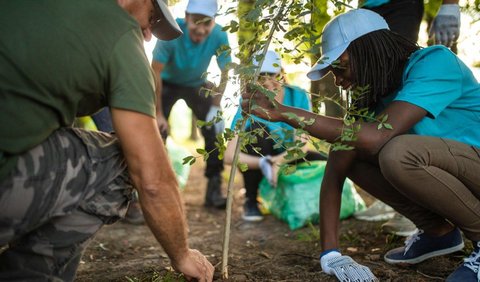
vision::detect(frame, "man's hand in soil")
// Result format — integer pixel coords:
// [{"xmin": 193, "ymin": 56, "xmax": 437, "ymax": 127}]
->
[
  {"xmin": 320, "ymin": 251, "xmax": 378, "ymax": 282},
  {"xmin": 173, "ymin": 248, "xmax": 214, "ymax": 282}
]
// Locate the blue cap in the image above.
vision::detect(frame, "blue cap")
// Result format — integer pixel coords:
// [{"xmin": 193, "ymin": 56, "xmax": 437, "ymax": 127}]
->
[
  {"xmin": 307, "ymin": 9, "xmax": 389, "ymax": 81},
  {"xmin": 253, "ymin": 50, "xmax": 282, "ymax": 74},
  {"xmin": 186, "ymin": 0, "xmax": 218, "ymax": 18}
]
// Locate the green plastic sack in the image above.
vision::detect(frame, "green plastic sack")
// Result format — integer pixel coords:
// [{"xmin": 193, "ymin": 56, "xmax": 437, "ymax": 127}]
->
[
  {"xmin": 166, "ymin": 139, "xmax": 191, "ymax": 189},
  {"xmin": 74, "ymin": 116, "xmax": 98, "ymax": 131},
  {"xmin": 259, "ymin": 160, "xmax": 366, "ymax": 230}
]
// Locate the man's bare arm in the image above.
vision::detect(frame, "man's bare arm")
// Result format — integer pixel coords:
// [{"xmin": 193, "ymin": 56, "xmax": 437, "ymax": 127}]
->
[{"xmin": 111, "ymin": 108, "xmax": 213, "ymax": 281}]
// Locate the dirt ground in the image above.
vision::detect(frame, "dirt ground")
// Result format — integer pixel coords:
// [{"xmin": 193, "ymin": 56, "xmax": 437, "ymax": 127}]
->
[{"xmin": 76, "ymin": 156, "xmax": 469, "ymax": 281}]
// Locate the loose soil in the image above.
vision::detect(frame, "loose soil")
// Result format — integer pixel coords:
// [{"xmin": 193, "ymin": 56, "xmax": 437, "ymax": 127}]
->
[{"xmin": 76, "ymin": 153, "xmax": 468, "ymax": 281}]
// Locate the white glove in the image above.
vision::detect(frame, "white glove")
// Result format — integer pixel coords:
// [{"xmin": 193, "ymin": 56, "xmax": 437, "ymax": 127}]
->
[
  {"xmin": 259, "ymin": 156, "xmax": 273, "ymax": 185},
  {"xmin": 206, "ymin": 105, "xmax": 225, "ymax": 134},
  {"xmin": 429, "ymin": 4, "xmax": 461, "ymax": 47},
  {"xmin": 321, "ymin": 251, "xmax": 378, "ymax": 282}
]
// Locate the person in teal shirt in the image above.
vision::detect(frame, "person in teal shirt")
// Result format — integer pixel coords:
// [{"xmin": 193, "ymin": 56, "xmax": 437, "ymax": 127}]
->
[
  {"xmin": 151, "ymin": 0, "xmax": 232, "ymax": 209},
  {"xmin": 225, "ymin": 50, "xmax": 325, "ymax": 222},
  {"xmin": 243, "ymin": 9, "xmax": 480, "ymax": 281}
]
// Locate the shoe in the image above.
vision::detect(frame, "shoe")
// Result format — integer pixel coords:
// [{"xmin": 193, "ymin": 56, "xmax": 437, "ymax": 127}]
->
[
  {"xmin": 447, "ymin": 241, "xmax": 480, "ymax": 281},
  {"xmin": 382, "ymin": 213, "xmax": 418, "ymax": 237},
  {"xmin": 204, "ymin": 175, "xmax": 226, "ymax": 209},
  {"xmin": 242, "ymin": 200, "xmax": 264, "ymax": 222},
  {"xmin": 123, "ymin": 201, "xmax": 145, "ymax": 225},
  {"xmin": 354, "ymin": 200, "xmax": 395, "ymax": 221},
  {"xmin": 384, "ymin": 228, "xmax": 464, "ymax": 265}
]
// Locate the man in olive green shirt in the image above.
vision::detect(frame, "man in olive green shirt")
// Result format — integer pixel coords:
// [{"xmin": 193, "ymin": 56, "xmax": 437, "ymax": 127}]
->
[{"xmin": 0, "ymin": 1, "xmax": 213, "ymax": 281}]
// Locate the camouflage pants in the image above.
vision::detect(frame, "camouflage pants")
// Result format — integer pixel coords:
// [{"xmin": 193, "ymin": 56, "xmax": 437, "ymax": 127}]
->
[{"xmin": 0, "ymin": 128, "xmax": 134, "ymax": 281}]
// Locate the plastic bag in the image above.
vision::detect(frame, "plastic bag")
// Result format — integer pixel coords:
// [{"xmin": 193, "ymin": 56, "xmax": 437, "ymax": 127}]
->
[
  {"xmin": 259, "ymin": 160, "xmax": 366, "ymax": 230},
  {"xmin": 166, "ymin": 139, "xmax": 191, "ymax": 189},
  {"xmin": 75, "ymin": 116, "xmax": 98, "ymax": 131}
]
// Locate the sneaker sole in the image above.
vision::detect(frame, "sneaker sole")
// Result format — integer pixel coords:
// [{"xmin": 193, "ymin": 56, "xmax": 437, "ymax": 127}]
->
[
  {"xmin": 242, "ymin": 215, "xmax": 264, "ymax": 222},
  {"xmin": 354, "ymin": 212, "xmax": 396, "ymax": 222},
  {"xmin": 384, "ymin": 241, "xmax": 465, "ymax": 265}
]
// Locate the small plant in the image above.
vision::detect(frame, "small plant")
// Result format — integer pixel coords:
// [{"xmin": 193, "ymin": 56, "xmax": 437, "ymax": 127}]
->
[
  {"xmin": 296, "ymin": 221, "xmax": 321, "ymax": 242},
  {"xmin": 383, "ymin": 233, "xmax": 403, "ymax": 252},
  {"xmin": 125, "ymin": 269, "xmax": 187, "ymax": 282},
  {"xmin": 341, "ymin": 230, "xmax": 361, "ymax": 245}
]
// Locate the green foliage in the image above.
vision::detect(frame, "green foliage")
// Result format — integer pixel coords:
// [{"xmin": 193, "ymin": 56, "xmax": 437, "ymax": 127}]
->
[
  {"xmin": 184, "ymin": 0, "xmax": 397, "ymax": 172},
  {"xmin": 125, "ymin": 269, "xmax": 187, "ymax": 282},
  {"xmin": 296, "ymin": 221, "xmax": 321, "ymax": 242}
]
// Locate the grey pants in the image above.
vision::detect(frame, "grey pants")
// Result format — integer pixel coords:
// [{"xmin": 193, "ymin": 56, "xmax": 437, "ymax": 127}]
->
[
  {"xmin": 348, "ymin": 135, "xmax": 480, "ymax": 241},
  {"xmin": 0, "ymin": 128, "xmax": 133, "ymax": 281}
]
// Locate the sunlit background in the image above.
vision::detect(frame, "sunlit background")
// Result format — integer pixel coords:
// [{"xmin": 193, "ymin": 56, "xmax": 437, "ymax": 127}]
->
[{"xmin": 144, "ymin": 0, "xmax": 480, "ymax": 143}]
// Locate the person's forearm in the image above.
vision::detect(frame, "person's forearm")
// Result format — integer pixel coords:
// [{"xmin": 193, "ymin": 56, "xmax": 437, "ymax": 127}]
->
[
  {"xmin": 138, "ymin": 179, "xmax": 189, "ymax": 265},
  {"xmin": 276, "ymin": 105, "xmax": 345, "ymax": 144},
  {"xmin": 320, "ymin": 180, "xmax": 342, "ymax": 251},
  {"xmin": 112, "ymin": 109, "xmax": 189, "ymax": 264},
  {"xmin": 320, "ymin": 150, "xmax": 356, "ymax": 251},
  {"xmin": 211, "ymin": 70, "xmax": 229, "ymax": 106},
  {"xmin": 128, "ymin": 143, "xmax": 189, "ymax": 264},
  {"xmin": 224, "ymin": 135, "xmax": 264, "ymax": 168}
]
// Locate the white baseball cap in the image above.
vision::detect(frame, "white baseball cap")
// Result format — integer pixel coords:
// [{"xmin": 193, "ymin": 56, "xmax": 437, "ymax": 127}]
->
[
  {"xmin": 307, "ymin": 9, "xmax": 389, "ymax": 80},
  {"xmin": 186, "ymin": 0, "xmax": 218, "ymax": 18},
  {"xmin": 151, "ymin": 0, "xmax": 182, "ymax": 40},
  {"xmin": 253, "ymin": 50, "xmax": 282, "ymax": 74}
]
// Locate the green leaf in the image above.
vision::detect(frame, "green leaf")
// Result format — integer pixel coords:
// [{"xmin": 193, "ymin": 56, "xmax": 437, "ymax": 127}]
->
[
  {"xmin": 182, "ymin": 156, "xmax": 195, "ymax": 165},
  {"xmin": 384, "ymin": 123, "xmax": 393, "ymax": 130},
  {"xmin": 246, "ymin": 7, "xmax": 262, "ymax": 22},
  {"xmin": 238, "ymin": 162, "xmax": 248, "ymax": 172}
]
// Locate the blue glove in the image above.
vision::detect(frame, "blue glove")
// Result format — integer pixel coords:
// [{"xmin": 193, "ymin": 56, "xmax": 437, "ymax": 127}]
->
[
  {"xmin": 205, "ymin": 105, "xmax": 225, "ymax": 134},
  {"xmin": 321, "ymin": 251, "xmax": 378, "ymax": 282},
  {"xmin": 259, "ymin": 156, "xmax": 273, "ymax": 185},
  {"xmin": 429, "ymin": 4, "xmax": 461, "ymax": 47}
]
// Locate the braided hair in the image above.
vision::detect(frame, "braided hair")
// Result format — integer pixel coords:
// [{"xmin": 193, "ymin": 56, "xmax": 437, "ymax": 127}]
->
[{"xmin": 346, "ymin": 29, "xmax": 420, "ymax": 110}]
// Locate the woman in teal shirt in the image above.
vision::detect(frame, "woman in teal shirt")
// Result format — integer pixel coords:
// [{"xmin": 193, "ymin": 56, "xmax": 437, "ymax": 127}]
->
[
  {"xmin": 242, "ymin": 9, "xmax": 480, "ymax": 282},
  {"xmin": 225, "ymin": 50, "xmax": 325, "ymax": 222}
]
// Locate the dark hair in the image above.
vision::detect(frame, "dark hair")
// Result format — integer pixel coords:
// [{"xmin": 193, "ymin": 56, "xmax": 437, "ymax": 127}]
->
[{"xmin": 346, "ymin": 29, "xmax": 420, "ymax": 110}]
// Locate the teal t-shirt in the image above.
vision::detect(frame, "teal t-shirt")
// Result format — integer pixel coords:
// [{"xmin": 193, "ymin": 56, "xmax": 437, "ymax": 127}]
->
[
  {"xmin": 231, "ymin": 85, "xmax": 311, "ymax": 147},
  {"xmin": 152, "ymin": 18, "xmax": 232, "ymax": 87},
  {"xmin": 360, "ymin": 0, "xmax": 390, "ymax": 8},
  {"xmin": 0, "ymin": 0, "xmax": 156, "ymax": 181},
  {"xmin": 381, "ymin": 46, "xmax": 480, "ymax": 147}
]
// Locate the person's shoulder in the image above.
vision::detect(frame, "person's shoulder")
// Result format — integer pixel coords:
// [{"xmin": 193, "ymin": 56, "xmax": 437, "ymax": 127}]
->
[
  {"xmin": 409, "ymin": 46, "xmax": 456, "ymax": 65},
  {"xmin": 285, "ymin": 85, "xmax": 307, "ymax": 96},
  {"xmin": 406, "ymin": 46, "xmax": 458, "ymax": 74}
]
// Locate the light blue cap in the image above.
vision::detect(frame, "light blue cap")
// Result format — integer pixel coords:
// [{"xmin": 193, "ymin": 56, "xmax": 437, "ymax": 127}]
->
[
  {"xmin": 186, "ymin": 0, "xmax": 218, "ymax": 18},
  {"xmin": 253, "ymin": 50, "xmax": 282, "ymax": 74},
  {"xmin": 307, "ymin": 9, "xmax": 389, "ymax": 81}
]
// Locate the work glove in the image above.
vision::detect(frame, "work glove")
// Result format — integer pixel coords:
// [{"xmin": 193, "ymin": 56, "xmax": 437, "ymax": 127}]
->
[
  {"xmin": 205, "ymin": 105, "xmax": 225, "ymax": 134},
  {"xmin": 259, "ymin": 156, "xmax": 273, "ymax": 186},
  {"xmin": 321, "ymin": 251, "xmax": 378, "ymax": 282},
  {"xmin": 429, "ymin": 4, "xmax": 461, "ymax": 47}
]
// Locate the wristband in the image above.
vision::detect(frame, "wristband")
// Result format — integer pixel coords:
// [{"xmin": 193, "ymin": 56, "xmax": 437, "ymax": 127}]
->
[{"xmin": 320, "ymin": 248, "xmax": 340, "ymax": 258}]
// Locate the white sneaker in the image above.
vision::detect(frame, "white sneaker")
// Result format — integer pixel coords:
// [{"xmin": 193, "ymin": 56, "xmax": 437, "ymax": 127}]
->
[
  {"xmin": 381, "ymin": 212, "xmax": 418, "ymax": 237},
  {"xmin": 354, "ymin": 200, "xmax": 395, "ymax": 221}
]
